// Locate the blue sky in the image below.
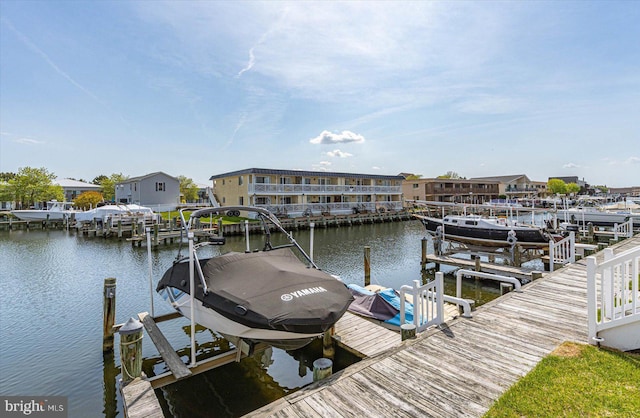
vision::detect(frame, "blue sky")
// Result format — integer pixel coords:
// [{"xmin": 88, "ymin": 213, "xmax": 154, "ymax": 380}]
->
[{"xmin": 1, "ymin": 1, "xmax": 638, "ymax": 187}]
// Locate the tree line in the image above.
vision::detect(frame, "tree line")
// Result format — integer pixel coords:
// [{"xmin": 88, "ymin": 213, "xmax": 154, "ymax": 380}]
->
[{"xmin": 0, "ymin": 167, "xmax": 201, "ymax": 209}]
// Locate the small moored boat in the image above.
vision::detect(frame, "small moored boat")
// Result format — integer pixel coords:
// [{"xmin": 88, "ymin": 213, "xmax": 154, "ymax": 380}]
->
[
  {"xmin": 11, "ymin": 200, "xmax": 76, "ymax": 221},
  {"xmin": 414, "ymin": 213, "xmax": 554, "ymax": 249},
  {"xmin": 156, "ymin": 206, "xmax": 354, "ymax": 350}
]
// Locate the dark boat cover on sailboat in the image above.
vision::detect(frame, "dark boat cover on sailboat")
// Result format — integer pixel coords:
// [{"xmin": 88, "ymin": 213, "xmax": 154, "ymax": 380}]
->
[{"xmin": 157, "ymin": 248, "xmax": 353, "ymax": 335}]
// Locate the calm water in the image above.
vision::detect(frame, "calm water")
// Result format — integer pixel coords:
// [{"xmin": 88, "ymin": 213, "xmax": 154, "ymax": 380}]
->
[{"xmin": 0, "ymin": 219, "xmax": 507, "ymax": 417}]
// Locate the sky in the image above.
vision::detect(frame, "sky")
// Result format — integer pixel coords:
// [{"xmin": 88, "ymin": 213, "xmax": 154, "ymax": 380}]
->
[{"xmin": 1, "ymin": 1, "xmax": 638, "ymax": 188}]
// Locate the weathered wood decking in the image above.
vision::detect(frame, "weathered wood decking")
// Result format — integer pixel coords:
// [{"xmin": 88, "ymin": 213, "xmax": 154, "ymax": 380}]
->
[{"xmin": 245, "ymin": 236, "xmax": 640, "ymax": 417}]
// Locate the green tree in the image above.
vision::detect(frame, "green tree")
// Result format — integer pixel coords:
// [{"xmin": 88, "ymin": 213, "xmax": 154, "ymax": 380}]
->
[
  {"xmin": 74, "ymin": 191, "xmax": 104, "ymax": 210},
  {"xmin": 0, "ymin": 172, "xmax": 16, "ymax": 182},
  {"xmin": 92, "ymin": 174, "xmax": 107, "ymax": 185},
  {"xmin": 437, "ymin": 171, "xmax": 463, "ymax": 179},
  {"xmin": 99, "ymin": 173, "xmax": 128, "ymax": 202},
  {"xmin": 9, "ymin": 167, "xmax": 63, "ymax": 207},
  {"xmin": 0, "ymin": 181, "xmax": 14, "ymax": 203},
  {"xmin": 404, "ymin": 174, "xmax": 423, "ymax": 180},
  {"xmin": 547, "ymin": 178, "xmax": 567, "ymax": 195},
  {"xmin": 178, "ymin": 175, "xmax": 199, "ymax": 203},
  {"xmin": 566, "ymin": 182, "xmax": 581, "ymax": 195}
]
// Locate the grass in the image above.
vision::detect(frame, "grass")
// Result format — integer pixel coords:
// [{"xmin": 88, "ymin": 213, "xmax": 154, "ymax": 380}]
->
[
  {"xmin": 158, "ymin": 211, "xmax": 254, "ymax": 225},
  {"xmin": 484, "ymin": 342, "xmax": 640, "ymax": 417}
]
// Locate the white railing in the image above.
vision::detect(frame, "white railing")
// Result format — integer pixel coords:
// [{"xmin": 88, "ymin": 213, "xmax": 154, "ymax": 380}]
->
[
  {"xmin": 248, "ymin": 183, "xmax": 402, "ymax": 195},
  {"xmin": 587, "ymin": 247, "xmax": 640, "ymax": 350},
  {"xmin": 258, "ymin": 201, "xmax": 403, "ymax": 217},
  {"xmin": 399, "ymin": 272, "xmax": 445, "ymax": 332},
  {"xmin": 549, "ymin": 231, "xmax": 576, "ymax": 272},
  {"xmin": 613, "ymin": 219, "xmax": 634, "ymax": 240},
  {"xmin": 456, "ymin": 269, "xmax": 522, "ymax": 300}
]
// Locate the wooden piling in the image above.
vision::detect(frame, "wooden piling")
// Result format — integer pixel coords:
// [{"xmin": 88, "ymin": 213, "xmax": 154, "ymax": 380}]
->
[
  {"xmin": 401, "ymin": 323, "xmax": 416, "ymax": 341},
  {"xmin": 364, "ymin": 246, "xmax": 371, "ymax": 286},
  {"xmin": 102, "ymin": 277, "xmax": 117, "ymax": 352},
  {"xmin": 119, "ymin": 317, "xmax": 144, "ymax": 384},
  {"xmin": 500, "ymin": 283, "xmax": 514, "ymax": 295},
  {"xmin": 312, "ymin": 358, "xmax": 333, "ymax": 382},
  {"xmin": 322, "ymin": 327, "xmax": 335, "ymax": 360},
  {"xmin": 421, "ymin": 237, "xmax": 427, "ymax": 270}
]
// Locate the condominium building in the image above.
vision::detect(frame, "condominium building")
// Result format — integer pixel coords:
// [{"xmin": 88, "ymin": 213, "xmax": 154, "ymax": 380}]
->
[
  {"xmin": 210, "ymin": 168, "xmax": 404, "ymax": 217},
  {"xmin": 402, "ymin": 177, "xmax": 500, "ymax": 204}
]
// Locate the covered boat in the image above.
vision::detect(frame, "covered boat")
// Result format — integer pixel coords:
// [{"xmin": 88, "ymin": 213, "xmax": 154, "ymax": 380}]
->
[
  {"xmin": 156, "ymin": 206, "xmax": 353, "ymax": 350},
  {"xmin": 414, "ymin": 213, "xmax": 553, "ymax": 249}
]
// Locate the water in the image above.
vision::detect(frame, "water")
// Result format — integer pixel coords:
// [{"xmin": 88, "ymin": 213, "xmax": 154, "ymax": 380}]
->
[{"xmin": 0, "ymin": 220, "xmax": 505, "ymax": 417}]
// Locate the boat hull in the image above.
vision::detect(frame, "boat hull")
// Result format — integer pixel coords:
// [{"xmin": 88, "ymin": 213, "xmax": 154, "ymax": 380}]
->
[
  {"xmin": 417, "ymin": 215, "xmax": 551, "ymax": 248},
  {"xmin": 557, "ymin": 209, "xmax": 630, "ymax": 227},
  {"xmin": 11, "ymin": 210, "xmax": 68, "ymax": 221}
]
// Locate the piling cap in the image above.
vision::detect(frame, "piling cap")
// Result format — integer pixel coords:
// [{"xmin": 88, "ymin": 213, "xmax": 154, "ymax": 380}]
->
[{"xmin": 119, "ymin": 317, "xmax": 143, "ymax": 335}]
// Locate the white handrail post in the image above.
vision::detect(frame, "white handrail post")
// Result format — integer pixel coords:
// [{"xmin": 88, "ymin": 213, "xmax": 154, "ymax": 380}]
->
[
  {"xmin": 146, "ymin": 227, "xmax": 155, "ymax": 317},
  {"xmin": 412, "ymin": 279, "xmax": 421, "ymax": 329},
  {"xmin": 549, "ymin": 239, "xmax": 555, "ymax": 272},
  {"xmin": 435, "ymin": 272, "xmax": 444, "ymax": 325},
  {"xmin": 188, "ymin": 231, "xmax": 197, "ymax": 367},
  {"xmin": 586, "ymin": 256, "xmax": 598, "ymax": 345},
  {"xmin": 569, "ymin": 231, "xmax": 576, "ymax": 264},
  {"xmin": 245, "ymin": 220, "xmax": 250, "ymax": 252},
  {"xmin": 456, "ymin": 270, "xmax": 462, "ymax": 300},
  {"xmin": 310, "ymin": 222, "xmax": 315, "ymax": 263},
  {"xmin": 614, "ymin": 223, "xmax": 619, "ymax": 240}
]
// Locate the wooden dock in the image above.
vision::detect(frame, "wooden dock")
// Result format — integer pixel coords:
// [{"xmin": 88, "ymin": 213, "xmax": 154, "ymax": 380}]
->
[
  {"xmin": 244, "ymin": 235, "xmax": 640, "ymax": 417},
  {"xmin": 425, "ymin": 253, "xmax": 538, "ymax": 281}
]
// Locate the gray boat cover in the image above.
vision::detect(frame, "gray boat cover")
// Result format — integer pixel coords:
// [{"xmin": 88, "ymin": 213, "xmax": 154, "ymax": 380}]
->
[
  {"xmin": 157, "ymin": 248, "xmax": 353, "ymax": 334},
  {"xmin": 347, "ymin": 284, "xmax": 399, "ymax": 321}
]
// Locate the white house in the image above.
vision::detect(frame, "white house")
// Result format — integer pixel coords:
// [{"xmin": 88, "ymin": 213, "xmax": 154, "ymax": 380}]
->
[
  {"xmin": 54, "ymin": 178, "xmax": 102, "ymax": 202},
  {"xmin": 115, "ymin": 172, "xmax": 180, "ymax": 211}
]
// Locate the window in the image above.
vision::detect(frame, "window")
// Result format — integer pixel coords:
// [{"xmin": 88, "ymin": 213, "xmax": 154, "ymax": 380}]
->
[
  {"xmin": 155, "ymin": 182, "xmax": 165, "ymax": 191},
  {"xmin": 239, "ymin": 196, "xmax": 244, "ymax": 205},
  {"xmin": 239, "ymin": 176, "xmax": 243, "ymax": 186},
  {"xmin": 412, "ymin": 184, "xmax": 419, "ymax": 189}
]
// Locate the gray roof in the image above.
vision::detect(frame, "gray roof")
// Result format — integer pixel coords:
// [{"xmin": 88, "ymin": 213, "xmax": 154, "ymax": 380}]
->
[
  {"xmin": 54, "ymin": 178, "xmax": 101, "ymax": 189},
  {"xmin": 469, "ymin": 174, "xmax": 530, "ymax": 183},
  {"xmin": 121, "ymin": 171, "xmax": 179, "ymax": 183},
  {"xmin": 210, "ymin": 168, "xmax": 405, "ymax": 181}
]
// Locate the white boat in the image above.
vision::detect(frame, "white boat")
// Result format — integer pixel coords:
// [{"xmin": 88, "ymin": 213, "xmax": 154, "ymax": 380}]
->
[
  {"xmin": 557, "ymin": 207, "xmax": 630, "ymax": 227},
  {"xmin": 156, "ymin": 206, "xmax": 354, "ymax": 350},
  {"xmin": 11, "ymin": 201, "xmax": 76, "ymax": 221},
  {"xmin": 73, "ymin": 203, "xmax": 156, "ymax": 225}
]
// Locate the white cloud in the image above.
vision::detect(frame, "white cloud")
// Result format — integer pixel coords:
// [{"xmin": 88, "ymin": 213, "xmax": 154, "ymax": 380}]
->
[
  {"xmin": 326, "ymin": 149, "xmax": 353, "ymax": 158},
  {"xmin": 14, "ymin": 137, "xmax": 44, "ymax": 145},
  {"xmin": 371, "ymin": 166, "xmax": 381, "ymax": 171},
  {"xmin": 563, "ymin": 162, "xmax": 580, "ymax": 169},
  {"xmin": 455, "ymin": 95, "xmax": 525, "ymax": 115},
  {"xmin": 310, "ymin": 130, "xmax": 365, "ymax": 145},
  {"xmin": 625, "ymin": 156, "xmax": 640, "ymax": 164}
]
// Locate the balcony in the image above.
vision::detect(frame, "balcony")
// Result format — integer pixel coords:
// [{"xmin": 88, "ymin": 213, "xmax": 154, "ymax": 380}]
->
[{"xmin": 248, "ymin": 184, "xmax": 402, "ymax": 195}]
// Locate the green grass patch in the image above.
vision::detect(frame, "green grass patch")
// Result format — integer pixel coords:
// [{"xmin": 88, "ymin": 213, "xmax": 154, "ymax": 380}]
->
[
  {"xmin": 158, "ymin": 211, "xmax": 255, "ymax": 225},
  {"xmin": 484, "ymin": 342, "xmax": 640, "ymax": 418}
]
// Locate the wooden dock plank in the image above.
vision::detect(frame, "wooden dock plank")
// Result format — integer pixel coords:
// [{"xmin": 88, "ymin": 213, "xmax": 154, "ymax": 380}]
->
[
  {"xmin": 245, "ymin": 235, "xmax": 639, "ymax": 418},
  {"xmin": 138, "ymin": 312, "xmax": 192, "ymax": 380},
  {"xmin": 121, "ymin": 378, "xmax": 164, "ymax": 418},
  {"xmin": 333, "ymin": 312, "xmax": 401, "ymax": 357}
]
